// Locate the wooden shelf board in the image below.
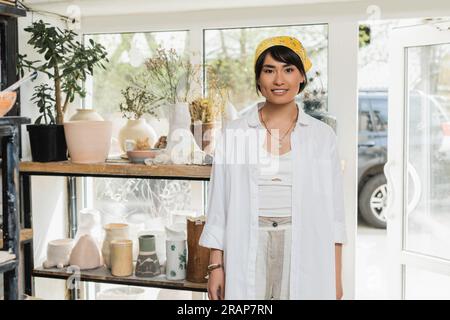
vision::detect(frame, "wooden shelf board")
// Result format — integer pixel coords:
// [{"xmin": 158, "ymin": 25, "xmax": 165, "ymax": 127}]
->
[
  {"xmin": 33, "ymin": 266, "xmax": 207, "ymax": 292},
  {"xmin": 20, "ymin": 161, "xmax": 211, "ymax": 180},
  {"xmin": 0, "ymin": 256, "xmax": 17, "ymax": 273}
]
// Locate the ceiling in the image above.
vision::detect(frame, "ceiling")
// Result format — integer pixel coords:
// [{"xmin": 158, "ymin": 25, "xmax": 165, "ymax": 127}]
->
[{"xmin": 21, "ymin": 0, "xmax": 363, "ymax": 16}]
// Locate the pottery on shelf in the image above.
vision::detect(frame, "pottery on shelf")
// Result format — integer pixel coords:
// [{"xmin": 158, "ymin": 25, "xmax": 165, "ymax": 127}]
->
[
  {"xmin": 110, "ymin": 239, "xmax": 133, "ymax": 277},
  {"xmin": 43, "ymin": 239, "xmax": 75, "ymax": 269},
  {"xmin": 69, "ymin": 109, "xmax": 104, "ymax": 121},
  {"xmin": 186, "ymin": 216, "xmax": 209, "ymax": 283},
  {"xmin": 166, "ymin": 103, "xmax": 202, "ymax": 164},
  {"xmin": 127, "ymin": 149, "xmax": 162, "ymax": 164},
  {"xmin": 118, "ymin": 119, "xmax": 157, "ymax": 153},
  {"xmin": 64, "ymin": 120, "xmax": 112, "ymax": 163},
  {"xmin": 165, "ymin": 239, "xmax": 187, "ymax": 280},
  {"xmin": 165, "ymin": 223, "xmax": 186, "ymax": 240},
  {"xmin": 69, "ymin": 234, "xmax": 103, "ymax": 270},
  {"xmin": 101, "ymin": 223, "xmax": 129, "ymax": 269},
  {"xmin": 75, "ymin": 208, "xmax": 102, "ymax": 245},
  {"xmin": 135, "ymin": 235, "xmax": 161, "ymax": 277}
]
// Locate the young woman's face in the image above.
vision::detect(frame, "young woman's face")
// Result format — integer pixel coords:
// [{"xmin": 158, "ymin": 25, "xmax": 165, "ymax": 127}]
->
[{"xmin": 257, "ymin": 53, "xmax": 305, "ymax": 105}]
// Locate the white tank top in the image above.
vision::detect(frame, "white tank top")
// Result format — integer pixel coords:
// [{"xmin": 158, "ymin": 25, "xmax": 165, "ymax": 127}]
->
[{"xmin": 258, "ymin": 149, "xmax": 292, "ymax": 217}]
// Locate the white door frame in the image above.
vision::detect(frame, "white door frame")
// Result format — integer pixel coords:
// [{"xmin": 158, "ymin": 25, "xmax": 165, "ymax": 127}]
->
[{"xmin": 386, "ymin": 22, "xmax": 450, "ymax": 299}]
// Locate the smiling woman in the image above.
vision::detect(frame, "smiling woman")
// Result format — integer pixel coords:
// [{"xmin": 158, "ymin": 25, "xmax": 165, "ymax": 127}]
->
[{"xmin": 200, "ymin": 36, "xmax": 347, "ymax": 300}]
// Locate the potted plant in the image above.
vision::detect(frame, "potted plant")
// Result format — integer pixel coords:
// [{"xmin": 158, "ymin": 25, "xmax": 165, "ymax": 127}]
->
[
  {"xmin": 18, "ymin": 20, "xmax": 108, "ymax": 162},
  {"xmin": 118, "ymin": 81, "xmax": 163, "ymax": 153}
]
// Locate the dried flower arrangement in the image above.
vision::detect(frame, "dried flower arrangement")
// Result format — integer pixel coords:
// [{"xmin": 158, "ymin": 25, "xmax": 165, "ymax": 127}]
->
[
  {"xmin": 119, "ymin": 77, "xmax": 163, "ymax": 120},
  {"xmin": 188, "ymin": 66, "xmax": 228, "ymax": 124},
  {"xmin": 143, "ymin": 48, "xmax": 201, "ymax": 106}
]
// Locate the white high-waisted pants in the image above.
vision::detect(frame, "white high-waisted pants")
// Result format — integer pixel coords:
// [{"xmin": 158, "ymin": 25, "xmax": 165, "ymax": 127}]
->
[{"xmin": 255, "ymin": 216, "xmax": 292, "ymax": 300}]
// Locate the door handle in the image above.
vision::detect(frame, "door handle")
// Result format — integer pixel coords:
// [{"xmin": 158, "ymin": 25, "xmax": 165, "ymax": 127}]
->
[
  {"xmin": 358, "ymin": 141, "xmax": 376, "ymax": 148},
  {"xmin": 384, "ymin": 160, "xmax": 395, "ymax": 220}
]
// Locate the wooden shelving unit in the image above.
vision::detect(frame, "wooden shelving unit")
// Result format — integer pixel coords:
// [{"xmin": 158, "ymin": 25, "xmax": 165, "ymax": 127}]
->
[
  {"xmin": 20, "ymin": 161, "xmax": 211, "ymax": 180},
  {"xmin": 0, "ymin": 2, "xmax": 26, "ymax": 17},
  {"xmin": 0, "ymin": 117, "xmax": 31, "ymax": 300},
  {"xmin": 20, "ymin": 159, "xmax": 211, "ymax": 298}
]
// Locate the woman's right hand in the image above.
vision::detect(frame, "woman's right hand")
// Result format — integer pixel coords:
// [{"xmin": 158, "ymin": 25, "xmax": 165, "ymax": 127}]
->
[{"xmin": 207, "ymin": 268, "xmax": 225, "ymax": 300}]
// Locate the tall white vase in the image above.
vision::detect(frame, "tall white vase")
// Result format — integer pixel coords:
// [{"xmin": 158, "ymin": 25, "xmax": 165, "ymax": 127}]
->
[
  {"xmin": 118, "ymin": 119, "xmax": 157, "ymax": 153},
  {"xmin": 165, "ymin": 102, "xmax": 203, "ymax": 164}
]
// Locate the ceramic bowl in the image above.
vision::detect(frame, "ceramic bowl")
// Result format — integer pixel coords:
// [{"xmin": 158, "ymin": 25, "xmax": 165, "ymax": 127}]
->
[{"xmin": 127, "ymin": 149, "xmax": 162, "ymax": 164}]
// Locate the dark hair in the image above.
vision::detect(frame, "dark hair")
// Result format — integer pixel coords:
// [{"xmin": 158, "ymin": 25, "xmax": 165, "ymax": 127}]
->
[{"xmin": 254, "ymin": 45, "xmax": 308, "ymax": 95}]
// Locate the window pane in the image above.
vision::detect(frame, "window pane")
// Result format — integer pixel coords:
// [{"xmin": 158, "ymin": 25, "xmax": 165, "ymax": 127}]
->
[
  {"xmin": 405, "ymin": 44, "xmax": 450, "ymax": 261},
  {"xmin": 81, "ymin": 32, "xmax": 202, "ymax": 302},
  {"xmin": 204, "ymin": 25, "xmax": 328, "ymax": 113},
  {"xmin": 85, "ymin": 31, "xmax": 188, "ymax": 156}
]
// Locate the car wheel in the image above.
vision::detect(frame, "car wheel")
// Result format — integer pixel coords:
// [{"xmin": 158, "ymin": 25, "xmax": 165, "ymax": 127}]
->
[{"xmin": 359, "ymin": 173, "xmax": 387, "ymax": 228}]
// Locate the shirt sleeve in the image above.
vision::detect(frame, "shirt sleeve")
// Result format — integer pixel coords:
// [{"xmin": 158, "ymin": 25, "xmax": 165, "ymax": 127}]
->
[
  {"xmin": 330, "ymin": 131, "xmax": 348, "ymax": 244},
  {"xmin": 199, "ymin": 130, "xmax": 227, "ymax": 250}
]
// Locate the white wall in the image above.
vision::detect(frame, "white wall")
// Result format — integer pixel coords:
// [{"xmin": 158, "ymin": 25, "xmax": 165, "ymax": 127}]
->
[{"xmin": 18, "ymin": 13, "xmax": 74, "ymax": 299}]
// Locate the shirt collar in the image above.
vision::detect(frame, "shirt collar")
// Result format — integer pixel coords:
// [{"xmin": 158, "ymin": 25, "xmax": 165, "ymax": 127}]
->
[{"xmin": 246, "ymin": 101, "xmax": 310, "ymax": 128}]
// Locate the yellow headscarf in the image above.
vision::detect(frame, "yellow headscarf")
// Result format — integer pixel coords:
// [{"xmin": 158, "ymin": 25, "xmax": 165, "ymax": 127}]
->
[{"xmin": 254, "ymin": 36, "xmax": 312, "ymax": 72}]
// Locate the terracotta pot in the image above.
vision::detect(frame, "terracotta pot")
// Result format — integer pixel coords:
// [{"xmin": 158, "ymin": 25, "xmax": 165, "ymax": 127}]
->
[
  {"xmin": 64, "ymin": 120, "xmax": 112, "ymax": 163},
  {"xmin": 110, "ymin": 239, "xmax": 133, "ymax": 277},
  {"xmin": 101, "ymin": 223, "xmax": 129, "ymax": 268}
]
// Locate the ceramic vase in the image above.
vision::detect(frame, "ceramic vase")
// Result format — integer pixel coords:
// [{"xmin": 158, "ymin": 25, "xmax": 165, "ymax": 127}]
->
[
  {"xmin": 69, "ymin": 109, "xmax": 104, "ymax": 121},
  {"xmin": 69, "ymin": 234, "xmax": 103, "ymax": 270},
  {"xmin": 135, "ymin": 235, "xmax": 161, "ymax": 277},
  {"xmin": 43, "ymin": 239, "xmax": 75, "ymax": 269},
  {"xmin": 101, "ymin": 223, "xmax": 129, "ymax": 269},
  {"xmin": 110, "ymin": 240, "xmax": 133, "ymax": 277},
  {"xmin": 165, "ymin": 239, "xmax": 187, "ymax": 280},
  {"xmin": 64, "ymin": 120, "xmax": 112, "ymax": 163},
  {"xmin": 118, "ymin": 119, "xmax": 157, "ymax": 153},
  {"xmin": 186, "ymin": 216, "xmax": 209, "ymax": 283}
]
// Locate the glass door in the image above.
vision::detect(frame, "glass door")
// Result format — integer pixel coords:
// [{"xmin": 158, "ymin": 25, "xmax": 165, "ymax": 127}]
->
[{"xmin": 386, "ymin": 22, "xmax": 450, "ymax": 299}]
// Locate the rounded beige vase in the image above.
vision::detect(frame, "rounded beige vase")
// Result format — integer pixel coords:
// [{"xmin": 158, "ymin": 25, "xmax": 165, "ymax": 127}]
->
[
  {"xmin": 69, "ymin": 109, "xmax": 104, "ymax": 121},
  {"xmin": 118, "ymin": 119, "xmax": 157, "ymax": 153},
  {"xmin": 64, "ymin": 120, "xmax": 112, "ymax": 163},
  {"xmin": 101, "ymin": 223, "xmax": 129, "ymax": 269}
]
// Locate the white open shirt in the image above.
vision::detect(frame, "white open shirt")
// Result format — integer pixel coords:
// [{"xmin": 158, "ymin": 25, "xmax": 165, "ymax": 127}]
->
[{"xmin": 199, "ymin": 102, "xmax": 347, "ymax": 300}]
